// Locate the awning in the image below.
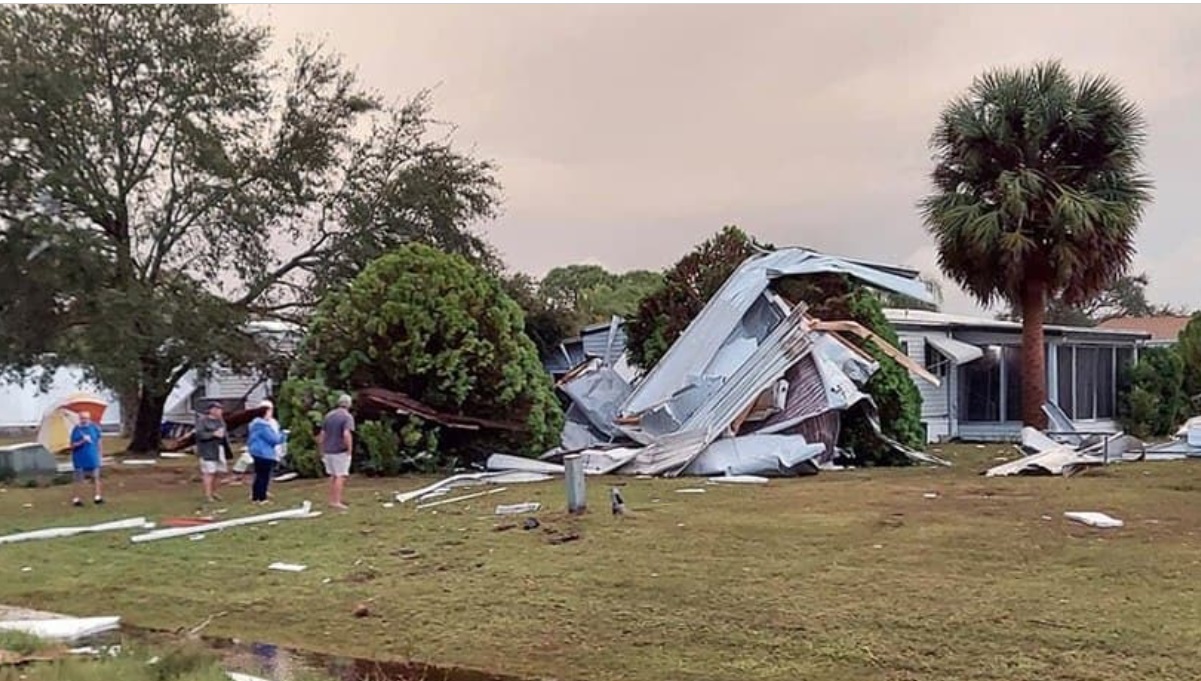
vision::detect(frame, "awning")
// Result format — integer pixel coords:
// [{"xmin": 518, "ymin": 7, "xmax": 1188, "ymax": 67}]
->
[{"xmin": 925, "ymin": 335, "xmax": 983, "ymax": 365}]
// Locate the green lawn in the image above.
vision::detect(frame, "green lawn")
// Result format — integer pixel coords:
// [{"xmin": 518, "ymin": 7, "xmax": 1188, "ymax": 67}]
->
[{"xmin": 1, "ymin": 444, "xmax": 1199, "ymax": 681}]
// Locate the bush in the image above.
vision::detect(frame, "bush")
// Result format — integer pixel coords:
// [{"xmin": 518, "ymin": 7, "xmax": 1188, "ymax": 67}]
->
[
  {"xmin": 1119, "ymin": 346, "xmax": 1187, "ymax": 439},
  {"xmin": 276, "ymin": 376, "xmax": 343, "ymax": 478},
  {"xmin": 281, "ymin": 244, "xmax": 563, "ymax": 474}
]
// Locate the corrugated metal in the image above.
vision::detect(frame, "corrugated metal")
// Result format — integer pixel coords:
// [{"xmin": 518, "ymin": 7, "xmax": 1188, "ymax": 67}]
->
[
  {"xmin": 621, "ymin": 248, "xmax": 935, "ymax": 418},
  {"xmin": 581, "ymin": 322, "xmax": 627, "ymax": 360}
]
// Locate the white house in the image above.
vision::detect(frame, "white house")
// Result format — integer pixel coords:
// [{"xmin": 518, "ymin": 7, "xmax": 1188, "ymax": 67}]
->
[{"xmin": 885, "ymin": 308, "xmax": 1150, "ymax": 443}]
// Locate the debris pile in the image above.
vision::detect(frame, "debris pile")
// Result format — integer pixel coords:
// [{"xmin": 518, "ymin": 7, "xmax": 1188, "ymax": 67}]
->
[
  {"xmin": 506, "ymin": 248, "xmax": 952, "ymax": 479},
  {"xmin": 984, "ymin": 402, "xmax": 1151, "ymax": 477}
]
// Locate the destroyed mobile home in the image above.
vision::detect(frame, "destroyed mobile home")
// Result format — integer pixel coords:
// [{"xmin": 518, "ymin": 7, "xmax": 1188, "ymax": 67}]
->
[{"xmin": 491, "ymin": 247, "xmax": 952, "ymax": 481}]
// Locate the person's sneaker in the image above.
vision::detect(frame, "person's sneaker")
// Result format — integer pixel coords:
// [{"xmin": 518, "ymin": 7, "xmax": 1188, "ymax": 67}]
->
[
  {"xmin": 329, "ymin": 502, "xmax": 349, "ymax": 511},
  {"xmin": 72, "ymin": 498, "xmax": 83, "ymax": 507},
  {"xmin": 93, "ymin": 496, "xmax": 104, "ymax": 505}
]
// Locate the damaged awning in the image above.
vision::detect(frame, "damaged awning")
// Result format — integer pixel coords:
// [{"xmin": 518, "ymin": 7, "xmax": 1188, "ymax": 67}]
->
[{"xmin": 925, "ymin": 335, "xmax": 983, "ymax": 366}]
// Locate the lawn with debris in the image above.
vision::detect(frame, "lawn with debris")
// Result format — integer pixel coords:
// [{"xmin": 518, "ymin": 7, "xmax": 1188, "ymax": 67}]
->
[{"xmin": 1, "ymin": 444, "xmax": 1199, "ymax": 681}]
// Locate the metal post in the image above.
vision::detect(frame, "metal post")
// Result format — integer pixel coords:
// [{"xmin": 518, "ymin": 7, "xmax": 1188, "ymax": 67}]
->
[{"xmin": 564, "ymin": 454, "xmax": 586, "ymax": 515}]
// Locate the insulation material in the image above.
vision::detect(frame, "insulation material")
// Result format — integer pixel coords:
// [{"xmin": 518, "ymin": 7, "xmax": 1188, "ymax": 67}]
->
[
  {"xmin": 1064, "ymin": 511, "xmax": 1124, "ymax": 529},
  {"xmin": 0, "ymin": 616, "xmax": 120, "ymax": 641},
  {"xmin": 683, "ymin": 434, "xmax": 825, "ymax": 477}
]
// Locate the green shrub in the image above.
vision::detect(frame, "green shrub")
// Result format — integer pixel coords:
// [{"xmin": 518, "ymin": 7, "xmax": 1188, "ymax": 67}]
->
[
  {"xmin": 282, "ymin": 244, "xmax": 563, "ymax": 475},
  {"xmin": 1119, "ymin": 346, "xmax": 1187, "ymax": 439},
  {"xmin": 276, "ymin": 376, "xmax": 343, "ymax": 478}
]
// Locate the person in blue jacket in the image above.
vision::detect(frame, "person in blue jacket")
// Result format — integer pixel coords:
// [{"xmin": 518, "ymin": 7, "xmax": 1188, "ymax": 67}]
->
[
  {"xmin": 69, "ymin": 411, "xmax": 104, "ymax": 507},
  {"xmin": 246, "ymin": 400, "xmax": 287, "ymax": 505}
]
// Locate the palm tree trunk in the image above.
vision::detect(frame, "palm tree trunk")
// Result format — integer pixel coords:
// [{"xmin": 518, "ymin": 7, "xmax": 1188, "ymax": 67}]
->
[{"xmin": 1020, "ymin": 278, "xmax": 1050, "ymax": 429}]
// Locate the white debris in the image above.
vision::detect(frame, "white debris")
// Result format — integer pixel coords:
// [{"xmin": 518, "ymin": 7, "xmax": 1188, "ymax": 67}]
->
[
  {"xmin": 0, "ymin": 616, "xmax": 120, "ymax": 641},
  {"xmin": 707, "ymin": 475, "xmax": 770, "ymax": 485},
  {"xmin": 130, "ymin": 502, "xmax": 316, "ymax": 543},
  {"xmin": 267, "ymin": 562, "xmax": 307, "ymax": 572},
  {"xmin": 495, "ymin": 502, "xmax": 541, "ymax": 516},
  {"xmin": 675, "ymin": 488, "xmax": 707, "ymax": 494},
  {"xmin": 1064, "ymin": 511, "xmax": 1124, "ymax": 529},
  {"xmin": 0, "ymin": 517, "xmax": 152, "ymax": 545}
]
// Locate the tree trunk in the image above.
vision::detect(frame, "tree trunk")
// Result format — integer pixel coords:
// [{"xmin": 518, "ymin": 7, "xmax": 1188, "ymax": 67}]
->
[
  {"xmin": 118, "ymin": 389, "xmax": 139, "ymax": 438},
  {"xmin": 1020, "ymin": 278, "xmax": 1050, "ymax": 430},
  {"xmin": 127, "ymin": 388, "xmax": 167, "ymax": 454}
]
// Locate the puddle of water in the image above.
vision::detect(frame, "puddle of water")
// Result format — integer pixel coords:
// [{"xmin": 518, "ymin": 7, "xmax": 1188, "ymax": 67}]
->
[{"xmin": 87, "ymin": 627, "xmax": 530, "ymax": 681}]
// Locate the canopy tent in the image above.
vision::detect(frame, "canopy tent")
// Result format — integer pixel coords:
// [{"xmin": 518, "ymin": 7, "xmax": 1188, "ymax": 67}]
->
[{"xmin": 36, "ymin": 392, "xmax": 110, "ymax": 454}]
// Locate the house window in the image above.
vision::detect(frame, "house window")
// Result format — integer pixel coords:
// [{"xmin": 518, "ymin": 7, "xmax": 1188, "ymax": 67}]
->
[
  {"xmin": 1003, "ymin": 346, "xmax": 1023, "ymax": 422},
  {"xmin": 1056, "ymin": 345, "xmax": 1124, "ymax": 420},
  {"xmin": 960, "ymin": 346, "xmax": 1001, "ymax": 422},
  {"xmin": 923, "ymin": 341, "xmax": 950, "ymax": 379}
]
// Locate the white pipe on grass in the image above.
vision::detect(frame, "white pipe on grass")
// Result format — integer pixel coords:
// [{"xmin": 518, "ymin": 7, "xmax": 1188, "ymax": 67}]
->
[
  {"xmin": 415, "ymin": 487, "xmax": 507, "ymax": 510},
  {"xmin": 0, "ymin": 517, "xmax": 152, "ymax": 545},
  {"xmin": 129, "ymin": 502, "xmax": 315, "ymax": 543}
]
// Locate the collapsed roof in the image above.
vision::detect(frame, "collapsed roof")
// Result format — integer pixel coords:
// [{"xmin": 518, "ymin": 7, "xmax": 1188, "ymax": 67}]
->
[{"xmin": 521, "ymin": 247, "xmax": 950, "ymax": 479}]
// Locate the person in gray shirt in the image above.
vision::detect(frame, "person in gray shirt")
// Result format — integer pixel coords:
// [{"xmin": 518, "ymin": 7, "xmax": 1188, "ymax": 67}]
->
[
  {"xmin": 195, "ymin": 402, "xmax": 229, "ymax": 503},
  {"xmin": 318, "ymin": 393, "xmax": 355, "ymax": 510}
]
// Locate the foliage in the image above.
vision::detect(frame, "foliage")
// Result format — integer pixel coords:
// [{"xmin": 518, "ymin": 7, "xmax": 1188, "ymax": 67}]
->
[
  {"xmin": 284, "ymin": 244, "xmax": 562, "ymax": 473},
  {"xmin": 626, "ymin": 225, "xmax": 763, "ymax": 369},
  {"xmin": 276, "ymin": 376, "xmax": 342, "ymax": 478},
  {"xmin": 1118, "ymin": 346, "xmax": 1187, "ymax": 439},
  {"xmin": 921, "ymin": 60, "xmax": 1152, "ymax": 426},
  {"xmin": 999, "ymin": 272, "xmax": 1179, "ymax": 326},
  {"xmin": 0, "ymin": 5, "xmax": 500, "ymax": 452},
  {"xmin": 1176, "ymin": 313, "xmax": 1201, "ymax": 403},
  {"xmin": 500, "ymin": 272, "xmax": 576, "ymax": 358},
  {"xmin": 877, "ymin": 277, "xmax": 944, "ymax": 313}
]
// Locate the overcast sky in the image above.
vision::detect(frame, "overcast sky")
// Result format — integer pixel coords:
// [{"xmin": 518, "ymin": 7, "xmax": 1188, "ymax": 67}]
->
[{"xmin": 244, "ymin": 4, "xmax": 1201, "ymax": 315}]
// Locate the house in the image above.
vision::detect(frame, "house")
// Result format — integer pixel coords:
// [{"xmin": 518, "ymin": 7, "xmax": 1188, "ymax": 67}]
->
[
  {"xmin": 542, "ymin": 316, "xmax": 629, "ymax": 380},
  {"xmin": 885, "ymin": 308, "xmax": 1150, "ymax": 443},
  {"xmin": 1095, "ymin": 315, "xmax": 1192, "ymax": 348}
]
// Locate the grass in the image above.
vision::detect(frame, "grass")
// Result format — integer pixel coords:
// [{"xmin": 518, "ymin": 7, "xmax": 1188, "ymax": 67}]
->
[{"xmin": 1, "ymin": 444, "xmax": 1200, "ymax": 681}]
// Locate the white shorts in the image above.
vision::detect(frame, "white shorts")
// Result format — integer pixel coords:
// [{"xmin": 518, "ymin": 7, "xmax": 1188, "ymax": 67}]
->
[
  {"xmin": 199, "ymin": 458, "xmax": 228, "ymax": 475},
  {"xmin": 322, "ymin": 452, "xmax": 350, "ymax": 477}
]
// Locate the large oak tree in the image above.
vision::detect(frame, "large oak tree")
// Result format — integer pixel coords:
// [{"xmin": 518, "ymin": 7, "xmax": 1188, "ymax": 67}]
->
[{"xmin": 0, "ymin": 5, "xmax": 500, "ymax": 451}]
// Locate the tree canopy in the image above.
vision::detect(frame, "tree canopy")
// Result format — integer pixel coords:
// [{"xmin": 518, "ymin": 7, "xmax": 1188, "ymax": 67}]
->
[
  {"xmin": 920, "ymin": 60, "xmax": 1152, "ymax": 427},
  {"xmin": 999, "ymin": 272, "xmax": 1178, "ymax": 327},
  {"xmin": 279, "ymin": 244, "xmax": 563, "ymax": 476},
  {"xmin": 0, "ymin": 4, "xmax": 501, "ymax": 451}
]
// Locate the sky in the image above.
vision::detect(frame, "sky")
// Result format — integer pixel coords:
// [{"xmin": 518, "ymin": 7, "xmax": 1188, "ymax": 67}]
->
[{"xmin": 243, "ymin": 4, "xmax": 1201, "ymax": 316}]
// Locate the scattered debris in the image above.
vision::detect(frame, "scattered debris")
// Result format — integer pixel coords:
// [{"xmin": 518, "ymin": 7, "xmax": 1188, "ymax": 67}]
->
[
  {"xmin": 708, "ymin": 475, "xmax": 770, "ymax": 485},
  {"xmin": 1065, "ymin": 511, "xmax": 1124, "ymax": 529},
  {"xmin": 0, "ymin": 616, "xmax": 120, "ymax": 641},
  {"xmin": 495, "ymin": 502, "xmax": 541, "ymax": 516},
  {"xmin": 393, "ymin": 548, "xmax": 419, "ymax": 559},
  {"xmin": 522, "ymin": 518, "xmax": 540, "ymax": 531},
  {"xmin": 130, "ymin": 502, "xmax": 318, "ymax": 543},
  {"xmin": 675, "ymin": 488, "xmax": 706, "ymax": 494},
  {"xmin": 496, "ymin": 249, "xmax": 950, "ymax": 481},
  {"xmin": 0, "ymin": 517, "xmax": 152, "ymax": 545},
  {"xmin": 273, "ymin": 472, "xmax": 299, "ymax": 483},
  {"xmin": 395, "ymin": 471, "xmax": 549, "ymax": 504},
  {"xmin": 414, "ymin": 487, "xmax": 507, "ymax": 510},
  {"xmin": 493, "ymin": 523, "xmax": 517, "ymax": 532},
  {"xmin": 121, "ymin": 458, "xmax": 157, "ymax": 466},
  {"xmin": 546, "ymin": 532, "xmax": 581, "ymax": 545},
  {"xmin": 352, "ymin": 603, "xmax": 371, "ymax": 619},
  {"xmin": 189, "ymin": 535, "xmax": 206, "ymax": 542},
  {"xmin": 357, "ymin": 387, "xmax": 528, "ymax": 433},
  {"xmin": 228, "ymin": 672, "xmax": 271, "ymax": 681},
  {"xmin": 923, "ymin": 492, "xmax": 939, "ymax": 499},
  {"xmin": 267, "ymin": 562, "xmax": 307, "ymax": 572}
]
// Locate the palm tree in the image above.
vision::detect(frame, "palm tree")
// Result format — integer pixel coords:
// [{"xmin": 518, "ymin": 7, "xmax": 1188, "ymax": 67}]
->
[{"xmin": 920, "ymin": 61, "xmax": 1152, "ymax": 429}]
